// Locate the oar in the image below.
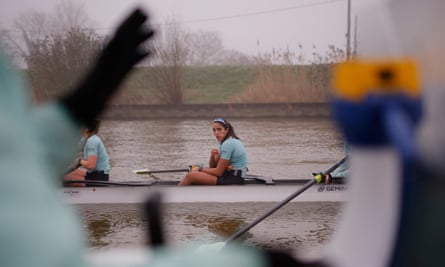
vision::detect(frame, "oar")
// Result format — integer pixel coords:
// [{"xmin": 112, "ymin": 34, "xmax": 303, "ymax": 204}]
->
[
  {"xmin": 224, "ymin": 156, "xmax": 348, "ymax": 244},
  {"xmin": 63, "ymin": 179, "xmax": 154, "ymax": 186},
  {"xmin": 144, "ymin": 192, "xmax": 165, "ymax": 247},
  {"xmin": 132, "ymin": 168, "xmax": 189, "ymax": 175}
]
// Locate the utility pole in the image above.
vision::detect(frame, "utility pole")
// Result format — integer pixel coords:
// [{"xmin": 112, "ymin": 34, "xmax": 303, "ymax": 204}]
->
[
  {"xmin": 346, "ymin": 0, "xmax": 351, "ymax": 61},
  {"xmin": 353, "ymin": 15, "xmax": 358, "ymax": 60}
]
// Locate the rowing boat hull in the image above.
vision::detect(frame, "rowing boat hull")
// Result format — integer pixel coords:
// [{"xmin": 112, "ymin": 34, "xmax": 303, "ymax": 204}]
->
[{"xmin": 62, "ymin": 182, "xmax": 347, "ymax": 204}]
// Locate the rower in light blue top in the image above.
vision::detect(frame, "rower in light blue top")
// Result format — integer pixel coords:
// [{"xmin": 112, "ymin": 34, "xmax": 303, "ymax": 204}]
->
[
  {"xmin": 64, "ymin": 120, "xmax": 111, "ymax": 186},
  {"xmin": 179, "ymin": 118, "xmax": 248, "ymax": 185},
  {"xmin": 219, "ymin": 136, "xmax": 248, "ymax": 178},
  {"xmin": 84, "ymin": 134, "xmax": 110, "ymax": 173}
]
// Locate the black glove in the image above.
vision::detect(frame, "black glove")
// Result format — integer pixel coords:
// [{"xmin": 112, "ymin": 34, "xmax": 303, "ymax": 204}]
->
[
  {"xmin": 264, "ymin": 249, "xmax": 326, "ymax": 267},
  {"xmin": 61, "ymin": 8, "xmax": 155, "ymax": 125}
]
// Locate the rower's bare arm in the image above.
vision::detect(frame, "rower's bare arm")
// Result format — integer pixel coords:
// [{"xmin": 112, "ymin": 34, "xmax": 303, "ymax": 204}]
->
[
  {"xmin": 81, "ymin": 155, "xmax": 97, "ymax": 170},
  {"xmin": 204, "ymin": 158, "xmax": 229, "ymax": 176}
]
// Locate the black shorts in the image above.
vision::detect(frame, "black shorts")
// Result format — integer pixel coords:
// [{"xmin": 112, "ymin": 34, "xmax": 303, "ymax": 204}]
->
[
  {"xmin": 216, "ymin": 170, "xmax": 244, "ymax": 185},
  {"xmin": 85, "ymin": 170, "xmax": 109, "ymax": 181}
]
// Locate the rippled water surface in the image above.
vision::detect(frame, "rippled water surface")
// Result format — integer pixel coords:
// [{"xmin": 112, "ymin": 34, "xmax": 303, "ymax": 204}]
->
[
  {"xmin": 101, "ymin": 118, "xmax": 344, "ymax": 180},
  {"xmin": 77, "ymin": 202, "xmax": 343, "ymax": 257},
  {"xmin": 74, "ymin": 118, "xmax": 346, "ymax": 257}
]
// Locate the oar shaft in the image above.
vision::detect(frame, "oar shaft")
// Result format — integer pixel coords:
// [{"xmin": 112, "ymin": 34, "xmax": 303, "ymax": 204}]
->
[
  {"xmin": 133, "ymin": 168, "xmax": 189, "ymax": 174},
  {"xmin": 324, "ymin": 156, "xmax": 348, "ymax": 175},
  {"xmin": 226, "ymin": 179, "xmax": 316, "ymax": 243},
  {"xmin": 148, "ymin": 168, "xmax": 189, "ymax": 174},
  {"xmin": 63, "ymin": 180, "xmax": 153, "ymax": 186},
  {"xmin": 225, "ymin": 156, "xmax": 348, "ymax": 244}
]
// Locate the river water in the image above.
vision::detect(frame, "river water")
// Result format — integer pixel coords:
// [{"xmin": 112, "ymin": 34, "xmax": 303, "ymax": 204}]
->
[{"xmin": 73, "ymin": 118, "xmax": 346, "ymax": 258}]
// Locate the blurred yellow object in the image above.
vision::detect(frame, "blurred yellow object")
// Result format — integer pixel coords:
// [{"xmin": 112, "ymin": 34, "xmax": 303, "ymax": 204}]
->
[
  {"xmin": 332, "ymin": 59, "xmax": 420, "ymax": 101},
  {"xmin": 313, "ymin": 173, "xmax": 324, "ymax": 184}
]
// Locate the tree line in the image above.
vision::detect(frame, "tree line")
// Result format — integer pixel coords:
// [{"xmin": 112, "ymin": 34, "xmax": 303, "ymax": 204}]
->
[{"xmin": 0, "ymin": 0, "xmax": 346, "ymax": 105}]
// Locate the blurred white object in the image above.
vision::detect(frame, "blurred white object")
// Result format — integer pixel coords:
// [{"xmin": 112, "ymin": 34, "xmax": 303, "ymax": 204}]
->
[
  {"xmin": 388, "ymin": 0, "xmax": 445, "ymax": 173},
  {"xmin": 322, "ymin": 148, "xmax": 400, "ymax": 267}
]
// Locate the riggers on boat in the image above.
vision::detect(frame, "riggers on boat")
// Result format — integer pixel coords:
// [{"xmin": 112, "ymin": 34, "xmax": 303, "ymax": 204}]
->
[{"xmin": 62, "ymin": 175, "xmax": 347, "ymax": 204}]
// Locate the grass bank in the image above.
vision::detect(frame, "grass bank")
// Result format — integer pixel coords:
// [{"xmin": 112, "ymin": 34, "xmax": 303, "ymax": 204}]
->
[
  {"xmin": 119, "ymin": 64, "xmax": 332, "ymax": 104},
  {"xmin": 29, "ymin": 64, "xmax": 333, "ymax": 104}
]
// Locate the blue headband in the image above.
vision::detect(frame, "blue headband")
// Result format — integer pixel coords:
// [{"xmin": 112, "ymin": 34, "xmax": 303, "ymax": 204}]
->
[{"xmin": 213, "ymin": 118, "xmax": 228, "ymax": 128}]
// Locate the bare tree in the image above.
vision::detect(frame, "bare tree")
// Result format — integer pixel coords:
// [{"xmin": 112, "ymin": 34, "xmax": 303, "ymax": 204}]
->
[
  {"xmin": 146, "ymin": 17, "xmax": 189, "ymax": 104},
  {"xmin": 186, "ymin": 30, "xmax": 223, "ymax": 66},
  {"xmin": 185, "ymin": 30, "xmax": 252, "ymax": 66},
  {"xmin": 5, "ymin": 0, "xmax": 92, "ymax": 63},
  {"xmin": 218, "ymin": 49, "xmax": 253, "ymax": 65},
  {"xmin": 51, "ymin": 0, "xmax": 90, "ymax": 34},
  {"xmin": 26, "ymin": 28, "xmax": 102, "ymax": 100},
  {"xmin": 4, "ymin": 0, "xmax": 101, "ymax": 101},
  {"xmin": 4, "ymin": 11, "xmax": 50, "ymax": 64}
]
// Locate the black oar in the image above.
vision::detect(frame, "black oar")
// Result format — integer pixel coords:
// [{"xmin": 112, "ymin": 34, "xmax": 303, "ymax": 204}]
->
[
  {"xmin": 225, "ymin": 156, "xmax": 348, "ymax": 244},
  {"xmin": 144, "ymin": 192, "xmax": 165, "ymax": 247},
  {"xmin": 133, "ymin": 168, "xmax": 189, "ymax": 175}
]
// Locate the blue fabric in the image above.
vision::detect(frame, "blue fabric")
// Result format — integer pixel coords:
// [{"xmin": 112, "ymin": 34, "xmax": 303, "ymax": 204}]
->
[
  {"xmin": 332, "ymin": 94, "xmax": 422, "ymax": 150},
  {"xmin": 0, "ymin": 50, "xmax": 87, "ymax": 267},
  {"xmin": 84, "ymin": 134, "xmax": 110, "ymax": 173},
  {"xmin": 219, "ymin": 137, "xmax": 248, "ymax": 177},
  {"xmin": 148, "ymin": 244, "xmax": 268, "ymax": 267}
]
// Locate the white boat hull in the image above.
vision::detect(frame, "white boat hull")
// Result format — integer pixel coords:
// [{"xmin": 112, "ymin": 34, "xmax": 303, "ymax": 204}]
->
[{"xmin": 62, "ymin": 182, "xmax": 347, "ymax": 204}]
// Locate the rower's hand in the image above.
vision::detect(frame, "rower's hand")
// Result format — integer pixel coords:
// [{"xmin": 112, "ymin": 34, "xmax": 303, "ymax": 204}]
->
[
  {"xmin": 61, "ymin": 8, "xmax": 155, "ymax": 126},
  {"xmin": 312, "ymin": 172, "xmax": 329, "ymax": 184},
  {"xmin": 75, "ymin": 157, "xmax": 82, "ymax": 168},
  {"xmin": 210, "ymin": 148, "xmax": 220, "ymax": 164},
  {"xmin": 210, "ymin": 148, "xmax": 219, "ymax": 158},
  {"xmin": 188, "ymin": 164, "xmax": 202, "ymax": 172}
]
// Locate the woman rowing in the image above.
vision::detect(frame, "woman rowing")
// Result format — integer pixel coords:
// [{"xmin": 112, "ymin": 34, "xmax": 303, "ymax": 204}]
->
[
  {"xmin": 179, "ymin": 118, "xmax": 248, "ymax": 185},
  {"xmin": 64, "ymin": 119, "xmax": 110, "ymax": 186}
]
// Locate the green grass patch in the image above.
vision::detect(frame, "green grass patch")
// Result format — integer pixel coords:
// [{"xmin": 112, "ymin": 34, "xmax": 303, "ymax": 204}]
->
[{"xmin": 183, "ymin": 65, "xmax": 257, "ymax": 103}]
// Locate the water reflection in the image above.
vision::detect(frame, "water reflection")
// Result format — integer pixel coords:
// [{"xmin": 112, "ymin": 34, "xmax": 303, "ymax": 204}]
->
[
  {"xmin": 206, "ymin": 217, "xmax": 251, "ymax": 239},
  {"xmin": 87, "ymin": 218, "xmax": 112, "ymax": 247},
  {"xmin": 75, "ymin": 201, "xmax": 343, "ymax": 257},
  {"xmin": 182, "ymin": 214, "xmax": 252, "ymax": 241}
]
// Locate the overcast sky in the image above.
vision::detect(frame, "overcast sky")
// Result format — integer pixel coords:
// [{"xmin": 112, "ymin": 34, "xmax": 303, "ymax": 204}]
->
[{"xmin": 1, "ymin": 0, "xmax": 374, "ymax": 56}]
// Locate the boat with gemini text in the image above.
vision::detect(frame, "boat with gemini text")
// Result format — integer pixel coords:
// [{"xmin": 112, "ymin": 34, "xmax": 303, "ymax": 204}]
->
[{"xmin": 62, "ymin": 174, "xmax": 347, "ymax": 204}]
